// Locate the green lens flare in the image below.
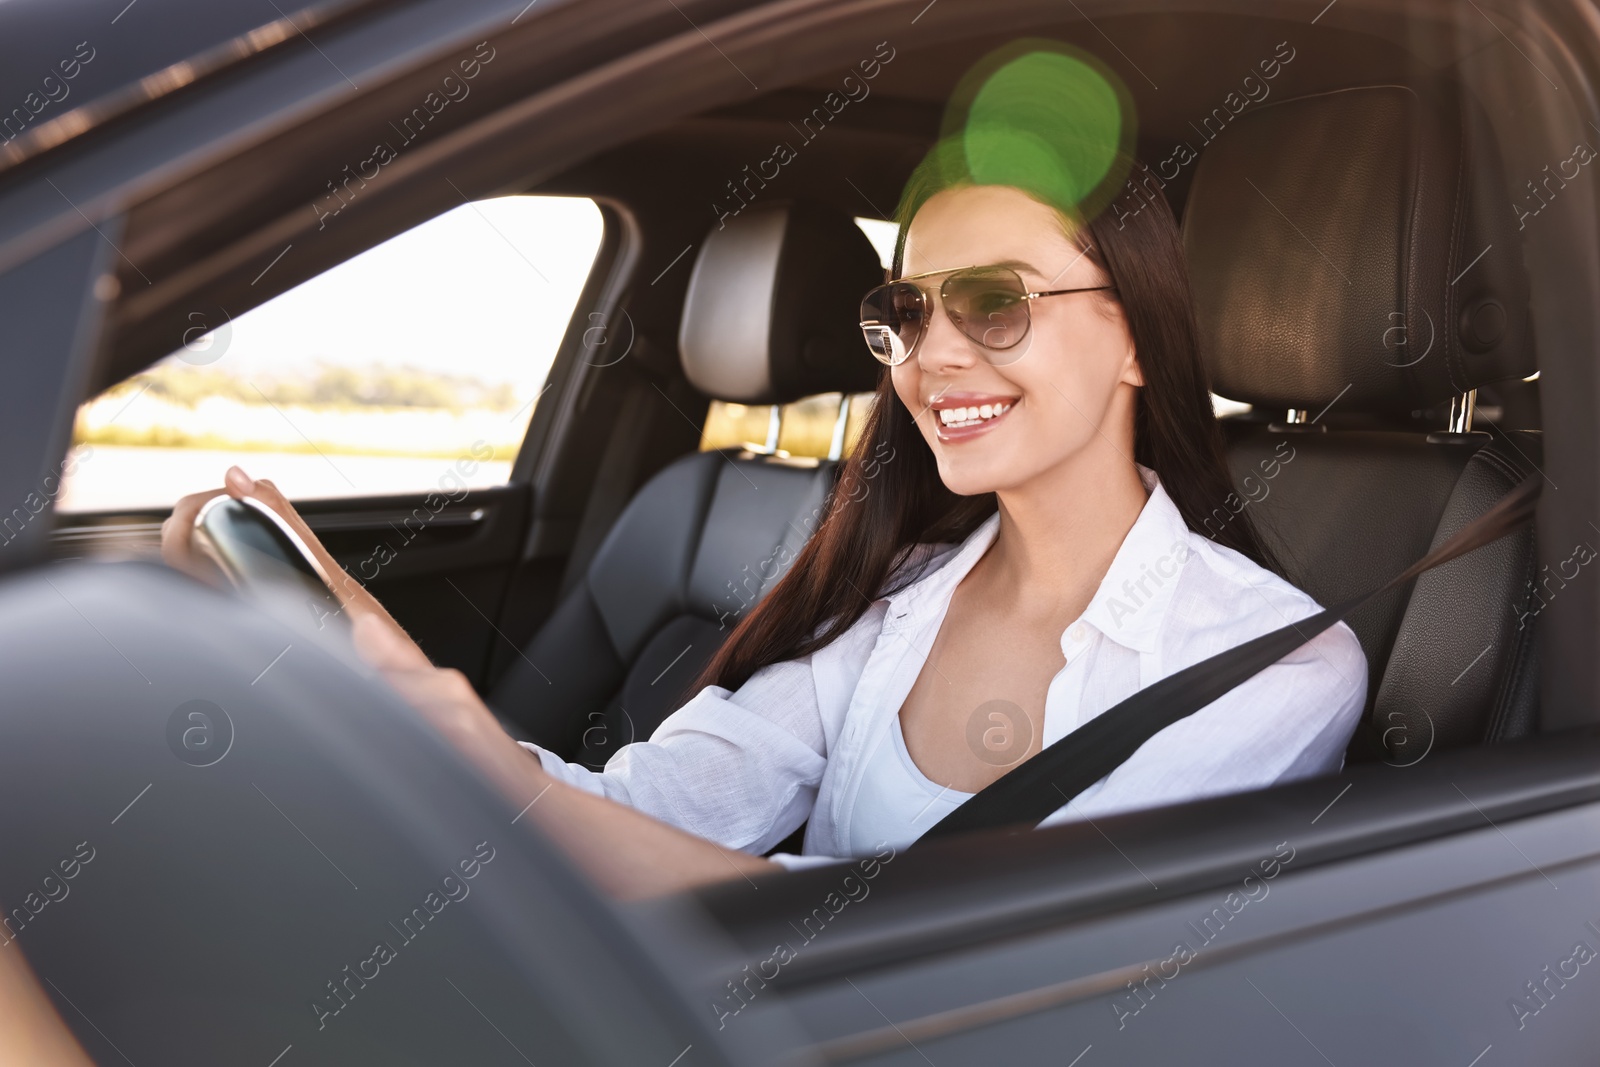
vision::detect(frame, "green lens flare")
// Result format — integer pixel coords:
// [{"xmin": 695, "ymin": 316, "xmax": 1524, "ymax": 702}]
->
[
  {"xmin": 893, "ymin": 38, "xmax": 1138, "ymax": 273},
  {"xmin": 963, "ymin": 49, "xmax": 1124, "ymax": 209}
]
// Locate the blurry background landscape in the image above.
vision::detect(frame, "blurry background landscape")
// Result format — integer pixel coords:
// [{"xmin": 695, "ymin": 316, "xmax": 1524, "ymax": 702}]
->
[{"xmin": 60, "ymin": 195, "xmax": 605, "ymax": 510}]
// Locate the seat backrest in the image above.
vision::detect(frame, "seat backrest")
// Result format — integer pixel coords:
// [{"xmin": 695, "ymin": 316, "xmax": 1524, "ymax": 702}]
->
[
  {"xmin": 492, "ymin": 200, "xmax": 882, "ymax": 765},
  {"xmin": 1181, "ymin": 84, "xmax": 1541, "ymax": 760}
]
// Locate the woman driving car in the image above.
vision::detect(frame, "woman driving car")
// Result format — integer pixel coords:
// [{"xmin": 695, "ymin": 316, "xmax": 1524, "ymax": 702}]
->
[{"xmin": 160, "ymin": 50, "xmax": 1366, "ymax": 899}]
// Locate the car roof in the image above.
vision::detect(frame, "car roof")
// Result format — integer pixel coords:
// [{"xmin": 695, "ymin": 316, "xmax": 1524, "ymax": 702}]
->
[{"xmin": 0, "ymin": 0, "xmax": 380, "ymax": 174}]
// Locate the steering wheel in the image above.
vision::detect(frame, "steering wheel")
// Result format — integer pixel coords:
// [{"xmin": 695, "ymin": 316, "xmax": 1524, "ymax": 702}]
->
[{"xmin": 193, "ymin": 494, "xmax": 346, "ymax": 628}]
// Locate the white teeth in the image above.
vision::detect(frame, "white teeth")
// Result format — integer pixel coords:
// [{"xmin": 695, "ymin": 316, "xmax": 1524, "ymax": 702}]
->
[{"xmin": 937, "ymin": 401, "xmax": 1012, "ymax": 428}]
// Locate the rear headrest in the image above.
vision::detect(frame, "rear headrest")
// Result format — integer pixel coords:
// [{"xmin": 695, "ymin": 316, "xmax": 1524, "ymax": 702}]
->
[
  {"xmin": 1182, "ymin": 85, "xmax": 1532, "ymax": 416},
  {"xmin": 678, "ymin": 200, "xmax": 885, "ymax": 405}
]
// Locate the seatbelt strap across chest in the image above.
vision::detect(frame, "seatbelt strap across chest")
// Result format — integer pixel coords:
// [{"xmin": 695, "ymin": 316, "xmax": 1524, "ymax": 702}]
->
[{"xmin": 912, "ymin": 472, "xmax": 1541, "ymax": 846}]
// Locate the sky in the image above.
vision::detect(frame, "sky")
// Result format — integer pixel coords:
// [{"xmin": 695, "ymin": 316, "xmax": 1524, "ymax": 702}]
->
[{"xmin": 167, "ymin": 195, "xmax": 606, "ymax": 395}]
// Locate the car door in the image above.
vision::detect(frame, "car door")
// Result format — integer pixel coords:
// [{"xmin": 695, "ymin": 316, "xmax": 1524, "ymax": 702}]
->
[{"xmin": 684, "ymin": 729, "xmax": 1600, "ymax": 1065}]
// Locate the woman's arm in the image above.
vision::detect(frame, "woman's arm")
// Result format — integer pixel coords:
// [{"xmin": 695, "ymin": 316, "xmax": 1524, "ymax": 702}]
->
[
  {"xmin": 162, "ymin": 468, "xmax": 788, "ymax": 896},
  {"xmin": 0, "ymin": 937, "xmax": 94, "ymax": 1065},
  {"xmin": 519, "ymin": 654, "xmax": 829, "ymax": 855},
  {"xmin": 352, "ymin": 615, "xmax": 779, "ymax": 898}
]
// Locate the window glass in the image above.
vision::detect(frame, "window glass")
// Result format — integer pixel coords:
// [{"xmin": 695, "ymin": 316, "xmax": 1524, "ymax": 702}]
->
[
  {"xmin": 701, "ymin": 401, "xmax": 780, "ymax": 453},
  {"xmin": 699, "ymin": 392, "xmax": 876, "ymax": 459},
  {"xmin": 59, "ymin": 196, "xmax": 605, "ymax": 511},
  {"xmin": 853, "ymin": 215, "xmax": 899, "ymax": 267},
  {"xmin": 777, "ymin": 393, "xmax": 849, "ymax": 457}
]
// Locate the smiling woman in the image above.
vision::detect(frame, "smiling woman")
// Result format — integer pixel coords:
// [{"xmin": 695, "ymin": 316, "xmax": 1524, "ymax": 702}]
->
[
  {"xmin": 659, "ymin": 139, "xmax": 1363, "ymax": 859},
  {"xmin": 140, "ymin": 36, "xmax": 1371, "ymax": 896},
  {"xmin": 4, "ymin": 0, "xmax": 1598, "ymax": 1058},
  {"xmin": 379, "ymin": 41, "xmax": 1365, "ymax": 878}
]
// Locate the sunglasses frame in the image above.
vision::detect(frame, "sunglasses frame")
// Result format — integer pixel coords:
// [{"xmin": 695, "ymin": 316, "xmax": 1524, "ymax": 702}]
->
[{"xmin": 859, "ymin": 264, "xmax": 1118, "ymax": 366}]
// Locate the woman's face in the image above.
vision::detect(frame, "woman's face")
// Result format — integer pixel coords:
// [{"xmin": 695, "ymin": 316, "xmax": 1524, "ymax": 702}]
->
[{"xmin": 891, "ymin": 184, "xmax": 1142, "ymax": 497}]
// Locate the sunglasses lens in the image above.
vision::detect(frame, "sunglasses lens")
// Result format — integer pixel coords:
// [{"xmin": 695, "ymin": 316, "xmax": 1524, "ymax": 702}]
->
[
  {"xmin": 944, "ymin": 270, "xmax": 1030, "ymax": 357},
  {"xmin": 861, "ymin": 325, "xmax": 905, "ymax": 365},
  {"xmin": 860, "ymin": 283, "xmax": 924, "ymax": 365}
]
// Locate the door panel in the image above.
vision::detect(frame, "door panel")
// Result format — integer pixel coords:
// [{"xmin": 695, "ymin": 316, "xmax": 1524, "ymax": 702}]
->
[
  {"xmin": 792, "ymin": 805, "xmax": 1600, "ymax": 1064},
  {"xmin": 690, "ymin": 730, "xmax": 1600, "ymax": 1064},
  {"xmin": 302, "ymin": 484, "xmax": 529, "ymax": 681},
  {"xmin": 49, "ymin": 483, "xmax": 529, "ymax": 683}
]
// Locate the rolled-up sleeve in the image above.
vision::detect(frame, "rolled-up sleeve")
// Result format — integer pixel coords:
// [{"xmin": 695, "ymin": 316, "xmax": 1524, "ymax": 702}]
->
[{"xmin": 519, "ymin": 656, "xmax": 829, "ymax": 855}]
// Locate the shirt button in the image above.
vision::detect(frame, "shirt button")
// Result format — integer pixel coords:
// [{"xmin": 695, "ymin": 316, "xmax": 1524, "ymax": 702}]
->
[{"xmin": 1070, "ymin": 624, "xmax": 1087, "ymax": 641}]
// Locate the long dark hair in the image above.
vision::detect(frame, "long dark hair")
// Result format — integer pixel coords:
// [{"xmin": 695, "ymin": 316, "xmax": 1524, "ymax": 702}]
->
[{"xmin": 694, "ymin": 169, "xmax": 1277, "ymax": 693}]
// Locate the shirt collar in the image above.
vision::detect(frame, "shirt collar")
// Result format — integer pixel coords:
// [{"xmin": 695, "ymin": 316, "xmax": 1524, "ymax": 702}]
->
[
  {"xmin": 880, "ymin": 513, "xmax": 1001, "ymax": 629},
  {"xmin": 1077, "ymin": 465, "xmax": 1194, "ymax": 654},
  {"xmin": 882, "ymin": 465, "xmax": 1194, "ymax": 655}
]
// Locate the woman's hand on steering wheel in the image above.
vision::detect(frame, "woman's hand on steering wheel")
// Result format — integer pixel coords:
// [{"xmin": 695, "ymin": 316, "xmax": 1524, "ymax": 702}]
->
[{"xmin": 160, "ymin": 466, "xmax": 427, "ymax": 663}]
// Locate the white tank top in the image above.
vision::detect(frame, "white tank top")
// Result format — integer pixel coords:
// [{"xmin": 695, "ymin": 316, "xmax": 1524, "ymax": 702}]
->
[{"xmin": 847, "ymin": 713, "xmax": 976, "ymax": 855}]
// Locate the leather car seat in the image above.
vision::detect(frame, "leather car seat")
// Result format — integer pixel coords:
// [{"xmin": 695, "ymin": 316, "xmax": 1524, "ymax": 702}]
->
[
  {"xmin": 490, "ymin": 200, "xmax": 883, "ymax": 768},
  {"xmin": 1181, "ymin": 85, "xmax": 1542, "ymax": 762}
]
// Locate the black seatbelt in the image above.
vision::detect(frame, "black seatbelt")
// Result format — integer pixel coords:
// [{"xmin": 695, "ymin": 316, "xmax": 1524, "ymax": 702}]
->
[{"xmin": 912, "ymin": 471, "xmax": 1541, "ymax": 846}]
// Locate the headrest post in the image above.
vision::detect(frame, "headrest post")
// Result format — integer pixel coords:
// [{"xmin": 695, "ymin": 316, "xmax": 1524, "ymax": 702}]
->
[
  {"xmin": 1447, "ymin": 389, "xmax": 1477, "ymax": 434},
  {"xmin": 764, "ymin": 406, "xmax": 782, "ymax": 453},
  {"xmin": 1269, "ymin": 407, "xmax": 1329, "ymax": 434},
  {"xmin": 826, "ymin": 394, "xmax": 851, "ymax": 461}
]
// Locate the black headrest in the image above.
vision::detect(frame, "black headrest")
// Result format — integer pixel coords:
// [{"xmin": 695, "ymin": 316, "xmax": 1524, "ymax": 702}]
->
[
  {"xmin": 1182, "ymin": 85, "xmax": 1533, "ymax": 416},
  {"xmin": 678, "ymin": 199, "xmax": 885, "ymax": 405}
]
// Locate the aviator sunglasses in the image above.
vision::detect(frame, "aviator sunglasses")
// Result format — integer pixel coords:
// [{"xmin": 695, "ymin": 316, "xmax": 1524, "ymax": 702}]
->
[{"xmin": 859, "ymin": 264, "xmax": 1117, "ymax": 366}]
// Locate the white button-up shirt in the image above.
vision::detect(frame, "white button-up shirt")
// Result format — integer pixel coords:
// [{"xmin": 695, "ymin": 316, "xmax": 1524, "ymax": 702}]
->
[{"xmin": 522, "ymin": 466, "xmax": 1368, "ymax": 870}]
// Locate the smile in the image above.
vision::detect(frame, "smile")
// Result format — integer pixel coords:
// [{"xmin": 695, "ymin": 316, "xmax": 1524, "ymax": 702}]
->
[
  {"xmin": 937, "ymin": 402, "xmax": 1012, "ymax": 428},
  {"xmin": 929, "ymin": 393, "xmax": 1019, "ymax": 442}
]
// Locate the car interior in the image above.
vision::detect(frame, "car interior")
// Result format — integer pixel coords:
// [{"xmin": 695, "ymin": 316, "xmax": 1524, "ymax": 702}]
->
[
  {"xmin": 55, "ymin": 9, "xmax": 1549, "ymax": 779},
  {"xmin": 12, "ymin": 0, "xmax": 1600, "ymax": 1060}
]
